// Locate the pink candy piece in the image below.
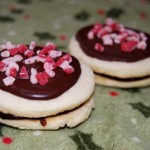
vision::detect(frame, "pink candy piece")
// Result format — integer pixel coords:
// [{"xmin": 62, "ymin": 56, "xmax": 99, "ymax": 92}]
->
[
  {"xmin": 24, "ymin": 50, "xmax": 35, "ymax": 57},
  {"xmin": 48, "ymin": 50, "xmax": 62, "ymax": 58},
  {"xmin": 20, "ymin": 66, "xmax": 29, "ymax": 79},
  {"xmin": 40, "ymin": 44, "xmax": 56, "ymax": 54},
  {"xmin": 18, "ymin": 44, "xmax": 28, "ymax": 53},
  {"xmin": 37, "ymin": 54, "xmax": 47, "ymax": 63},
  {"xmin": 97, "ymin": 28, "xmax": 108, "ymax": 38},
  {"xmin": 56, "ymin": 54, "xmax": 72, "ymax": 67},
  {"xmin": 8, "ymin": 67, "xmax": 17, "ymax": 77},
  {"xmin": 1, "ymin": 51, "xmax": 10, "ymax": 58},
  {"xmin": 8, "ymin": 61, "xmax": 19, "ymax": 71},
  {"xmin": 3, "ymin": 76, "xmax": 15, "ymax": 86},
  {"xmin": 0, "ymin": 61, "xmax": 6, "ymax": 72},
  {"xmin": 36, "ymin": 72, "xmax": 49, "ymax": 85},
  {"xmin": 94, "ymin": 43, "xmax": 104, "ymax": 52},
  {"xmin": 29, "ymin": 41, "xmax": 36, "ymax": 50},
  {"xmin": 121, "ymin": 40, "xmax": 138, "ymax": 52},
  {"xmin": 44, "ymin": 57, "xmax": 56, "ymax": 69},
  {"xmin": 92, "ymin": 23, "xmax": 103, "ymax": 34},
  {"xmin": 44, "ymin": 61, "xmax": 55, "ymax": 71},
  {"xmin": 64, "ymin": 66, "xmax": 74, "ymax": 74},
  {"xmin": 9, "ymin": 47, "xmax": 19, "ymax": 56}
]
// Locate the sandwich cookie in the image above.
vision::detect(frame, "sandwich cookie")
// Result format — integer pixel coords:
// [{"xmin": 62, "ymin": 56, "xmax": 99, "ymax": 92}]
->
[
  {"xmin": 0, "ymin": 42, "xmax": 95, "ymax": 129},
  {"xmin": 69, "ymin": 18, "xmax": 150, "ymax": 88}
]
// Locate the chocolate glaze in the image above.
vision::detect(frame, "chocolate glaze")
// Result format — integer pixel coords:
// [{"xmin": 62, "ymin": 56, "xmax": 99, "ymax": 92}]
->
[
  {"xmin": 76, "ymin": 25, "xmax": 150, "ymax": 62},
  {"xmin": 0, "ymin": 46, "xmax": 81, "ymax": 100},
  {"xmin": 95, "ymin": 72, "xmax": 150, "ymax": 82}
]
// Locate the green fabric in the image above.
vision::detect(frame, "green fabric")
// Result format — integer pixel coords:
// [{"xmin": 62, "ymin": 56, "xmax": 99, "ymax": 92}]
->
[{"xmin": 0, "ymin": 0, "xmax": 150, "ymax": 149}]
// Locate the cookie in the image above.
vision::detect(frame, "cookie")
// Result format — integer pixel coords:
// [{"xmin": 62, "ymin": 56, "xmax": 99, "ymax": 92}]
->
[
  {"xmin": 0, "ymin": 96, "xmax": 94, "ymax": 130},
  {"xmin": 0, "ymin": 42, "xmax": 95, "ymax": 129},
  {"xmin": 69, "ymin": 18, "xmax": 150, "ymax": 88}
]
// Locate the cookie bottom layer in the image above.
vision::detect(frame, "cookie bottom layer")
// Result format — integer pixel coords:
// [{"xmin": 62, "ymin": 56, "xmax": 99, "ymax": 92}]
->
[
  {"xmin": 0, "ymin": 96, "xmax": 94, "ymax": 130},
  {"xmin": 95, "ymin": 74, "xmax": 150, "ymax": 88}
]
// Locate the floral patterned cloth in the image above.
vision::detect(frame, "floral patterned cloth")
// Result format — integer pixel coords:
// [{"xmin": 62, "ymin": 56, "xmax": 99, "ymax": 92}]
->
[{"xmin": 0, "ymin": 0, "xmax": 150, "ymax": 149}]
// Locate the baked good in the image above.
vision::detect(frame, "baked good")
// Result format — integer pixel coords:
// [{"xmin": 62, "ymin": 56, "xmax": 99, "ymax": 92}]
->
[
  {"xmin": 69, "ymin": 18, "xmax": 150, "ymax": 88},
  {"xmin": 0, "ymin": 42, "xmax": 95, "ymax": 129}
]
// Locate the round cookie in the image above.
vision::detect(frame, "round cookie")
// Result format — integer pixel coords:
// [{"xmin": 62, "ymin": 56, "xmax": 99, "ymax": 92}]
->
[
  {"xmin": 69, "ymin": 18, "xmax": 150, "ymax": 88},
  {"xmin": 0, "ymin": 97, "xmax": 94, "ymax": 130},
  {"xmin": 0, "ymin": 42, "xmax": 95, "ymax": 129}
]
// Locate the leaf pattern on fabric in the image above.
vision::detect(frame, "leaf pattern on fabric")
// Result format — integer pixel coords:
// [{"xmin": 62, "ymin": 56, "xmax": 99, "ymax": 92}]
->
[
  {"xmin": 74, "ymin": 10, "xmax": 90, "ymax": 21},
  {"xmin": 57, "ymin": 45, "xmax": 66, "ymax": 50},
  {"xmin": 129, "ymin": 102, "xmax": 150, "ymax": 118},
  {"xmin": 17, "ymin": 0, "xmax": 32, "ymax": 4},
  {"xmin": 0, "ymin": 15, "xmax": 15, "ymax": 23},
  {"xmin": 106, "ymin": 8, "xmax": 125, "ymax": 18},
  {"xmin": 34, "ymin": 32, "xmax": 56, "ymax": 40},
  {"xmin": 11, "ymin": 9, "xmax": 24, "ymax": 14},
  {"xmin": 121, "ymin": 88, "xmax": 140, "ymax": 94},
  {"xmin": 0, "ymin": 124, "xmax": 4, "ymax": 137},
  {"xmin": 70, "ymin": 131, "xmax": 103, "ymax": 150}
]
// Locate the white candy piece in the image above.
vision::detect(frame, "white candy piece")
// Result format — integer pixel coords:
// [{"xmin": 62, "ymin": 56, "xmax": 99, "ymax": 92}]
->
[
  {"xmin": 36, "ymin": 50, "xmax": 40, "ymax": 54},
  {"xmin": 139, "ymin": 33, "xmax": 147, "ymax": 41},
  {"xmin": 31, "ymin": 68, "xmax": 37, "ymax": 75},
  {"xmin": 37, "ymin": 55, "xmax": 46, "ymax": 63},
  {"xmin": 2, "ymin": 57, "xmax": 16, "ymax": 65},
  {"xmin": 1, "ymin": 51, "xmax": 10, "ymax": 57},
  {"xmin": 24, "ymin": 56, "xmax": 37, "ymax": 64},
  {"xmin": 48, "ymin": 50, "xmax": 62, "ymax": 58},
  {"xmin": 109, "ymin": 33, "xmax": 117, "ymax": 39},
  {"xmin": 137, "ymin": 41, "xmax": 147, "ymax": 50},
  {"xmin": 24, "ymin": 49, "xmax": 33, "ymax": 56},
  {"xmin": 87, "ymin": 31, "xmax": 94, "ymax": 40},
  {"xmin": 29, "ymin": 41, "xmax": 36, "ymax": 50},
  {"xmin": 3, "ymin": 76, "xmax": 15, "ymax": 86},
  {"xmin": 8, "ymin": 61, "xmax": 19, "ymax": 71},
  {"xmin": 6, "ymin": 41, "xmax": 15, "ymax": 49},
  {"xmin": 45, "ymin": 42, "xmax": 56, "ymax": 48},
  {"xmin": 30, "ymin": 75, "xmax": 38, "ymax": 84},
  {"xmin": 14, "ymin": 54, "xmax": 23, "ymax": 62},
  {"xmin": 102, "ymin": 35, "xmax": 113, "ymax": 45},
  {"xmin": 45, "ymin": 69, "xmax": 55, "ymax": 77},
  {"xmin": 105, "ymin": 18, "xmax": 114, "ymax": 25},
  {"xmin": 59, "ymin": 60, "xmax": 70, "ymax": 69},
  {"xmin": 103, "ymin": 26, "xmax": 112, "ymax": 33},
  {"xmin": 44, "ymin": 62, "xmax": 55, "ymax": 70}
]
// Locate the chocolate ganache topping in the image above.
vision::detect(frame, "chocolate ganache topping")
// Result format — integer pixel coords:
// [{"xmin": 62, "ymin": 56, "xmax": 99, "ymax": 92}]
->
[
  {"xmin": 0, "ymin": 43, "xmax": 81, "ymax": 100},
  {"xmin": 76, "ymin": 19, "xmax": 150, "ymax": 62}
]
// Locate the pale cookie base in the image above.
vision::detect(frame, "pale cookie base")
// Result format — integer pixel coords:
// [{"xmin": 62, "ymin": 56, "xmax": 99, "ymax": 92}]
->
[
  {"xmin": 0, "ymin": 97, "xmax": 94, "ymax": 130},
  {"xmin": 68, "ymin": 37, "xmax": 150, "ymax": 78},
  {"xmin": 95, "ymin": 74, "xmax": 150, "ymax": 88},
  {"xmin": 0, "ymin": 62, "xmax": 95, "ymax": 118}
]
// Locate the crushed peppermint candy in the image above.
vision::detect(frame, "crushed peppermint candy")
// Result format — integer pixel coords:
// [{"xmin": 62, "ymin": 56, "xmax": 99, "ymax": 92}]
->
[
  {"xmin": 0, "ymin": 42, "xmax": 75, "ymax": 86},
  {"xmin": 88, "ymin": 18, "xmax": 148, "ymax": 52}
]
